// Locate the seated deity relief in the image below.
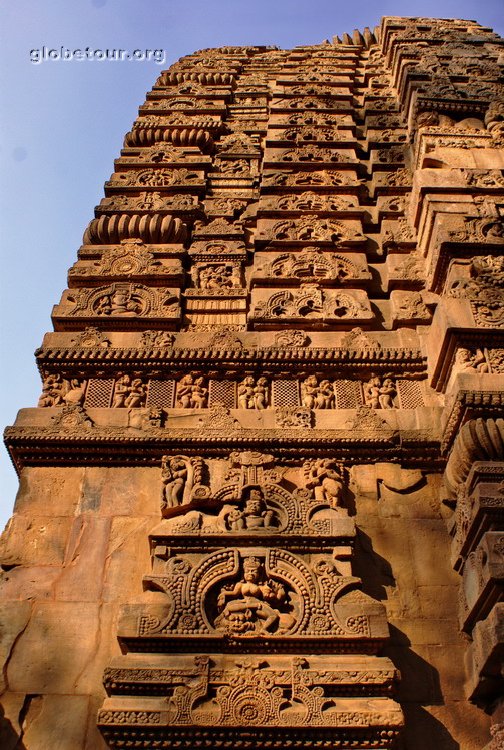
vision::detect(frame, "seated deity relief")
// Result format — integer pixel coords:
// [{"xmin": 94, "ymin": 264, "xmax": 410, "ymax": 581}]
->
[
  {"xmin": 122, "ymin": 547, "xmax": 388, "ymax": 643},
  {"xmin": 58, "ymin": 283, "xmax": 181, "ymax": 323},
  {"xmin": 160, "ymin": 483, "xmax": 285, "ymax": 533},
  {"xmin": 156, "ymin": 452, "xmax": 353, "ymax": 537},
  {"xmin": 213, "ymin": 555, "xmax": 298, "ymax": 636}
]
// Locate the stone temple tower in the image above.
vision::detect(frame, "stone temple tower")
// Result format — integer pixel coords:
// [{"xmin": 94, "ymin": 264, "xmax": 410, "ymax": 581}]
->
[{"xmin": 1, "ymin": 15, "xmax": 504, "ymax": 750}]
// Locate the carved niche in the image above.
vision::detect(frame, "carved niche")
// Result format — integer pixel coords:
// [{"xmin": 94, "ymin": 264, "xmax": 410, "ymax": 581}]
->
[
  {"xmin": 191, "ymin": 261, "xmax": 242, "ymax": 290},
  {"xmin": 254, "ymin": 248, "xmax": 369, "ymax": 285},
  {"xmin": 59, "ymin": 283, "xmax": 180, "ymax": 321},
  {"xmin": 448, "ymin": 254, "xmax": 504, "ymax": 328},
  {"xmin": 251, "ymin": 285, "xmax": 373, "ymax": 325},
  {"xmin": 120, "ymin": 546, "xmax": 388, "ymax": 644},
  {"xmin": 69, "ymin": 240, "xmax": 183, "ymax": 282},
  {"xmin": 153, "ymin": 451, "xmax": 352, "ymax": 539},
  {"xmin": 265, "ymin": 191, "xmax": 356, "ymax": 212},
  {"xmin": 262, "ymin": 170, "xmax": 357, "ymax": 188},
  {"xmin": 106, "ymin": 167, "xmax": 204, "ymax": 189},
  {"xmin": 258, "ymin": 216, "xmax": 364, "ymax": 244}
]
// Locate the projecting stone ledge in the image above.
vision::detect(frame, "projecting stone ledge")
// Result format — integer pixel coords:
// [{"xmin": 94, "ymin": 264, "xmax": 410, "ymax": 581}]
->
[
  {"xmin": 4, "ymin": 404, "xmax": 444, "ymax": 471},
  {"xmin": 98, "ymin": 653, "xmax": 403, "ymax": 749}
]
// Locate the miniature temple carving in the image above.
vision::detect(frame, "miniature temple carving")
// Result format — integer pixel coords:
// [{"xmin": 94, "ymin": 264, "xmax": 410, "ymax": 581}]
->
[{"xmin": 2, "ymin": 15, "xmax": 504, "ymax": 750}]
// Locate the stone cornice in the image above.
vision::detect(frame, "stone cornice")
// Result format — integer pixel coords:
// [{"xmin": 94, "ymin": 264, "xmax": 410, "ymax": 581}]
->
[
  {"xmin": 4, "ymin": 423, "xmax": 442, "ymax": 474},
  {"xmin": 35, "ymin": 345, "xmax": 426, "ymax": 374}
]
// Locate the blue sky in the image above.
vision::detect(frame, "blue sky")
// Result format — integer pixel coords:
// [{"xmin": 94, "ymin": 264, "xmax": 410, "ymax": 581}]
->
[{"xmin": 1, "ymin": 0, "xmax": 503, "ymax": 529}]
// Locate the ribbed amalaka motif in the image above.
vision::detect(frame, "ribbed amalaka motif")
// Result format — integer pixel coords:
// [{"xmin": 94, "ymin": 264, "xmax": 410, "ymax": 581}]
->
[{"xmin": 2, "ymin": 15, "xmax": 504, "ymax": 750}]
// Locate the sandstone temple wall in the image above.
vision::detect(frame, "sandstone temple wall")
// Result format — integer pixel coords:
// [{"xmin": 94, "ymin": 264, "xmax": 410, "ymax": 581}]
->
[{"xmin": 1, "ymin": 16, "xmax": 503, "ymax": 750}]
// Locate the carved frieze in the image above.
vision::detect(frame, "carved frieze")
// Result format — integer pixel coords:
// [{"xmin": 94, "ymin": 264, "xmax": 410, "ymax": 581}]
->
[
  {"xmin": 260, "ymin": 192, "xmax": 357, "ymax": 213},
  {"xmin": 96, "ymin": 192, "xmax": 202, "ymax": 214},
  {"xmin": 119, "ymin": 547, "xmax": 388, "ymax": 643},
  {"xmin": 262, "ymin": 170, "xmax": 359, "ymax": 189},
  {"xmin": 98, "ymin": 654, "xmax": 403, "ymax": 745},
  {"xmin": 106, "ymin": 168, "xmax": 205, "ymax": 190}
]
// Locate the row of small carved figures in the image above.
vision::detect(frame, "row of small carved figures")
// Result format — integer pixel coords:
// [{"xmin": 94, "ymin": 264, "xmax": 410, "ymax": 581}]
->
[{"xmin": 38, "ymin": 372, "xmax": 399, "ymax": 410}]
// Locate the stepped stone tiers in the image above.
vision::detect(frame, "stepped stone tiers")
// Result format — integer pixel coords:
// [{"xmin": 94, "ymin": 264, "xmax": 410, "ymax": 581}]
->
[{"xmin": 1, "ymin": 15, "xmax": 504, "ymax": 750}]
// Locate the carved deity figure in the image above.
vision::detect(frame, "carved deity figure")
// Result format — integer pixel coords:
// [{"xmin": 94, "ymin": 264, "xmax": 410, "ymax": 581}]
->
[
  {"xmin": 227, "ymin": 487, "xmax": 276, "ymax": 530},
  {"xmin": 237, "ymin": 376, "xmax": 269, "ymax": 409},
  {"xmin": 215, "ymin": 556, "xmax": 295, "ymax": 636},
  {"xmin": 112, "ymin": 375, "xmax": 146, "ymax": 408},
  {"xmin": 63, "ymin": 379, "xmax": 86, "ymax": 406},
  {"xmin": 161, "ymin": 456, "xmax": 188, "ymax": 510},
  {"xmin": 176, "ymin": 374, "xmax": 208, "ymax": 408},
  {"xmin": 303, "ymin": 459, "xmax": 344, "ymax": 509},
  {"xmin": 301, "ymin": 375, "xmax": 335, "ymax": 409},
  {"xmin": 96, "ymin": 288, "xmax": 142, "ymax": 316},
  {"xmin": 363, "ymin": 375, "xmax": 396, "ymax": 409},
  {"xmin": 38, "ymin": 374, "xmax": 67, "ymax": 407},
  {"xmin": 454, "ymin": 347, "xmax": 489, "ymax": 374}
]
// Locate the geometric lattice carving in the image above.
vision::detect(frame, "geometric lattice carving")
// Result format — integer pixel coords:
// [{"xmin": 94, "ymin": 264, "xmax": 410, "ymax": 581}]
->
[
  {"xmin": 146, "ymin": 379, "xmax": 175, "ymax": 408},
  {"xmin": 396, "ymin": 380, "xmax": 424, "ymax": 409},
  {"xmin": 271, "ymin": 380, "xmax": 300, "ymax": 407},
  {"xmin": 334, "ymin": 380, "xmax": 363, "ymax": 409},
  {"xmin": 208, "ymin": 379, "xmax": 237, "ymax": 408},
  {"xmin": 84, "ymin": 379, "xmax": 114, "ymax": 408}
]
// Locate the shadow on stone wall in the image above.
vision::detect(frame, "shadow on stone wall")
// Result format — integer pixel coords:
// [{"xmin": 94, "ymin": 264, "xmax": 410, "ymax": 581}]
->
[
  {"xmin": 0, "ymin": 703, "xmax": 27, "ymax": 750},
  {"xmin": 352, "ymin": 528, "xmax": 395, "ymax": 601},
  {"xmin": 352, "ymin": 529, "xmax": 460, "ymax": 749},
  {"xmin": 386, "ymin": 625, "xmax": 459, "ymax": 750}
]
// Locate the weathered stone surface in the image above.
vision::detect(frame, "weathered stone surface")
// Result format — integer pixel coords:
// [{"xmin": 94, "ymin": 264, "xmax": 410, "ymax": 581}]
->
[
  {"xmin": 0, "ymin": 603, "xmax": 31, "ymax": 693},
  {"xmin": 21, "ymin": 695, "xmax": 90, "ymax": 750}
]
